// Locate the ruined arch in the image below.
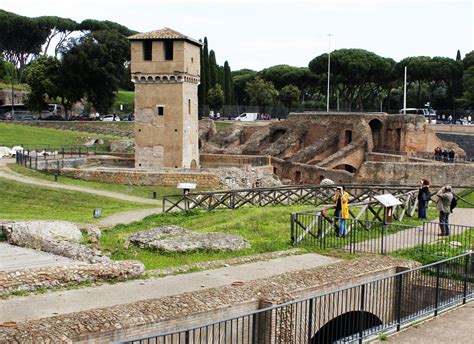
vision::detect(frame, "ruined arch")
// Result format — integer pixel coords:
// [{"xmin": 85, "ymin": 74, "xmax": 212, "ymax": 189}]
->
[
  {"xmin": 369, "ymin": 119, "xmax": 383, "ymax": 151},
  {"xmin": 270, "ymin": 129, "xmax": 287, "ymax": 143},
  {"xmin": 334, "ymin": 164, "xmax": 357, "ymax": 173},
  {"xmin": 311, "ymin": 311, "xmax": 382, "ymax": 344}
]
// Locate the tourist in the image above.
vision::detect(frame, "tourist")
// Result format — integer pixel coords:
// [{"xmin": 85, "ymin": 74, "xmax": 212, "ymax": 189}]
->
[
  {"xmin": 435, "ymin": 185, "xmax": 453, "ymax": 236},
  {"xmin": 448, "ymin": 114, "xmax": 453, "ymax": 124},
  {"xmin": 417, "ymin": 179, "xmax": 431, "ymax": 220},
  {"xmin": 468, "ymin": 115, "xmax": 472, "ymax": 125},
  {"xmin": 448, "ymin": 149, "xmax": 455, "ymax": 163},
  {"xmin": 332, "ymin": 186, "xmax": 349, "ymax": 238},
  {"xmin": 442, "ymin": 149, "xmax": 448, "ymax": 163}
]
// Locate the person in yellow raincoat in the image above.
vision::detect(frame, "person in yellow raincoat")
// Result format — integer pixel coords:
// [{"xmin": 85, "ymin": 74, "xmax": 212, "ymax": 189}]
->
[{"xmin": 332, "ymin": 186, "xmax": 349, "ymax": 238}]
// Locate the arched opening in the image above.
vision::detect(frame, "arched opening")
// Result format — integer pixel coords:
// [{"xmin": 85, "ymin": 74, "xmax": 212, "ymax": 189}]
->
[
  {"xmin": 294, "ymin": 170, "xmax": 302, "ymax": 185},
  {"xmin": 270, "ymin": 129, "xmax": 287, "ymax": 143},
  {"xmin": 311, "ymin": 311, "xmax": 382, "ymax": 344},
  {"xmin": 345, "ymin": 130, "xmax": 352, "ymax": 144},
  {"xmin": 190, "ymin": 159, "xmax": 197, "ymax": 169},
  {"xmin": 334, "ymin": 164, "xmax": 357, "ymax": 173},
  {"xmin": 369, "ymin": 119, "xmax": 383, "ymax": 151}
]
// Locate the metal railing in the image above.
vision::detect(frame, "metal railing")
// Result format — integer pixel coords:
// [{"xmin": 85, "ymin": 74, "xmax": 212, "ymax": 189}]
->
[
  {"xmin": 15, "ymin": 146, "xmax": 98, "ymax": 170},
  {"xmin": 116, "ymin": 252, "xmax": 473, "ymax": 344},
  {"xmin": 291, "ymin": 214, "xmax": 472, "ymax": 258},
  {"xmin": 162, "ymin": 185, "xmax": 418, "ymax": 213}
]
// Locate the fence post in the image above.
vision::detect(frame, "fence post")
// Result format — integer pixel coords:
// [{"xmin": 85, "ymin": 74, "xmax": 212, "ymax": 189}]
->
[
  {"xmin": 290, "ymin": 213, "xmax": 295, "ymax": 244},
  {"xmin": 380, "ymin": 222, "xmax": 385, "ymax": 255},
  {"xmin": 396, "ymin": 274, "xmax": 403, "ymax": 331},
  {"xmin": 307, "ymin": 298, "xmax": 314, "ymax": 343},
  {"xmin": 358, "ymin": 284, "xmax": 366, "ymax": 344},
  {"xmin": 463, "ymin": 254, "xmax": 469, "ymax": 304},
  {"xmin": 185, "ymin": 329, "xmax": 190, "ymax": 344},
  {"xmin": 350, "ymin": 221, "xmax": 355, "ymax": 254},
  {"xmin": 434, "ymin": 263, "xmax": 441, "ymax": 316},
  {"xmin": 420, "ymin": 222, "xmax": 426, "ymax": 258}
]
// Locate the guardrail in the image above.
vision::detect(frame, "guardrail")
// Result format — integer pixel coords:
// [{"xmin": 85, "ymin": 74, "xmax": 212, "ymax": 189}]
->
[
  {"xmin": 15, "ymin": 146, "xmax": 97, "ymax": 170},
  {"xmin": 116, "ymin": 252, "xmax": 473, "ymax": 344}
]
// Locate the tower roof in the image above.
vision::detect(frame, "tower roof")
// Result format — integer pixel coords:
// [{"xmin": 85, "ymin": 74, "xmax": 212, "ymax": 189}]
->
[{"xmin": 128, "ymin": 27, "xmax": 202, "ymax": 46}]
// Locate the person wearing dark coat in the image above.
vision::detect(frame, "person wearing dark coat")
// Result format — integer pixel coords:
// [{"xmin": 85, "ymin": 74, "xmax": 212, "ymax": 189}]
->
[{"xmin": 417, "ymin": 179, "xmax": 431, "ymax": 220}]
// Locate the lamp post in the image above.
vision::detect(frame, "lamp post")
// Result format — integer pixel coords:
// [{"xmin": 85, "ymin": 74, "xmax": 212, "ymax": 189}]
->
[{"xmin": 326, "ymin": 34, "xmax": 332, "ymax": 112}]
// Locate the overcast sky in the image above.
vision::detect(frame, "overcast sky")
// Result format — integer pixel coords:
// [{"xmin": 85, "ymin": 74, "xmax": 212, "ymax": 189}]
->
[{"xmin": 2, "ymin": 0, "xmax": 473, "ymax": 71}]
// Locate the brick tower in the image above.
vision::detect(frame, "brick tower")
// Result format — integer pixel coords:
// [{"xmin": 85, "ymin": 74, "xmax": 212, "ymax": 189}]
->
[{"xmin": 129, "ymin": 28, "xmax": 201, "ymax": 169}]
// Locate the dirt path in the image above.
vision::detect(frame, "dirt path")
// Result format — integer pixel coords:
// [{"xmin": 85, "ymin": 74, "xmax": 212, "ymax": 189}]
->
[{"xmin": 0, "ymin": 158, "xmax": 160, "ymax": 206}]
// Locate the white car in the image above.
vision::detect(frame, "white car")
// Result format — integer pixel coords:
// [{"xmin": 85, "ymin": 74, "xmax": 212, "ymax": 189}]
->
[{"xmin": 101, "ymin": 115, "xmax": 121, "ymax": 122}]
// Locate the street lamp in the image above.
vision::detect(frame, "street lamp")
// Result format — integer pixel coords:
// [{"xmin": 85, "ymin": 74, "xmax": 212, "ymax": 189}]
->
[{"xmin": 326, "ymin": 34, "xmax": 332, "ymax": 112}]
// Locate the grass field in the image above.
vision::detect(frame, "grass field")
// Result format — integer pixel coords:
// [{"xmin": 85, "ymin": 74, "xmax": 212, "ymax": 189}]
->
[
  {"xmin": 99, "ymin": 202, "xmax": 440, "ymax": 270},
  {"xmin": 113, "ymin": 91, "xmax": 134, "ymax": 115},
  {"xmin": 0, "ymin": 177, "xmax": 150, "ymax": 223},
  {"xmin": 0, "ymin": 123, "xmax": 119, "ymax": 148},
  {"xmin": 9, "ymin": 164, "xmax": 185, "ymax": 200}
]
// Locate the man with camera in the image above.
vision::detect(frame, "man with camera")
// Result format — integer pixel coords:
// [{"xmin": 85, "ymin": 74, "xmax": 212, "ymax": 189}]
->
[{"xmin": 435, "ymin": 185, "xmax": 453, "ymax": 236}]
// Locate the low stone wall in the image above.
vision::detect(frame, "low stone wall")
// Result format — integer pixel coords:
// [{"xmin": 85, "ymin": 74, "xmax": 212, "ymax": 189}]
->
[
  {"xmin": 355, "ymin": 161, "xmax": 474, "ymax": 186},
  {"xmin": 0, "ymin": 256, "xmax": 416, "ymax": 343},
  {"xmin": 59, "ymin": 168, "xmax": 222, "ymax": 187},
  {"xmin": 366, "ymin": 152, "xmax": 429, "ymax": 163},
  {"xmin": 0, "ymin": 261, "xmax": 144, "ymax": 296},
  {"xmin": 200, "ymin": 153, "xmax": 271, "ymax": 168},
  {"xmin": 271, "ymin": 157, "xmax": 353, "ymax": 184}
]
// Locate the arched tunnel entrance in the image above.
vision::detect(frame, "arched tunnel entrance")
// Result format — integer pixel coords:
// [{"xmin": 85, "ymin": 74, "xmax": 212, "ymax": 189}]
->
[
  {"xmin": 369, "ymin": 119, "xmax": 383, "ymax": 151},
  {"xmin": 334, "ymin": 164, "xmax": 357, "ymax": 173},
  {"xmin": 311, "ymin": 311, "xmax": 382, "ymax": 344}
]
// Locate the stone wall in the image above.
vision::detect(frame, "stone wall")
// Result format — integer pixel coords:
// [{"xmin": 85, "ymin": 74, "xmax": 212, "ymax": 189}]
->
[
  {"xmin": 59, "ymin": 168, "xmax": 221, "ymax": 187},
  {"xmin": 200, "ymin": 153, "xmax": 271, "ymax": 168},
  {"xmin": 0, "ymin": 261, "xmax": 144, "ymax": 296},
  {"xmin": 0, "ymin": 256, "xmax": 416, "ymax": 343},
  {"xmin": 271, "ymin": 157, "xmax": 353, "ymax": 184},
  {"xmin": 355, "ymin": 161, "xmax": 474, "ymax": 186}
]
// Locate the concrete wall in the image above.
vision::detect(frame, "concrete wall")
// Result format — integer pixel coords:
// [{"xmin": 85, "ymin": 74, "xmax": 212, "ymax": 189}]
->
[{"xmin": 355, "ymin": 161, "xmax": 474, "ymax": 186}]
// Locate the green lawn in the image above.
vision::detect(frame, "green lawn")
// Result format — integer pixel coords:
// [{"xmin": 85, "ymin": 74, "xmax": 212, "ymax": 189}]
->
[
  {"xmin": 214, "ymin": 121, "xmax": 233, "ymax": 130},
  {"xmin": 0, "ymin": 123, "xmax": 118, "ymax": 148},
  {"xmin": 113, "ymin": 90, "xmax": 134, "ymax": 115},
  {"xmin": 457, "ymin": 188, "xmax": 474, "ymax": 208},
  {"xmin": 9, "ymin": 164, "xmax": 180, "ymax": 200},
  {"xmin": 0, "ymin": 177, "xmax": 149, "ymax": 223},
  {"xmin": 100, "ymin": 205, "xmax": 313, "ymax": 270}
]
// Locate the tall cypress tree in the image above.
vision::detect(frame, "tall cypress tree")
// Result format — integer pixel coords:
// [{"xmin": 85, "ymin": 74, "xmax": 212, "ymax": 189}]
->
[
  {"xmin": 209, "ymin": 50, "xmax": 218, "ymax": 87},
  {"xmin": 456, "ymin": 50, "xmax": 461, "ymax": 61},
  {"xmin": 198, "ymin": 41, "xmax": 206, "ymax": 117},
  {"xmin": 224, "ymin": 61, "xmax": 232, "ymax": 106},
  {"xmin": 203, "ymin": 37, "xmax": 211, "ymax": 96}
]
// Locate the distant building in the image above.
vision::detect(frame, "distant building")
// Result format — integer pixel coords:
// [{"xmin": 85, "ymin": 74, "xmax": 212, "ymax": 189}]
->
[
  {"xmin": 129, "ymin": 28, "xmax": 202, "ymax": 169},
  {"xmin": 0, "ymin": 89, "xmax": 28, "ymax": 106}
]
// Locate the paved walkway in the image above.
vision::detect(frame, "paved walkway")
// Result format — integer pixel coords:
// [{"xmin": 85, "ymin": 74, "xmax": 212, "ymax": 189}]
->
[
  {"xmin": 347, "ymin": 208, "xmax": 473, "ymax": 253},
  {"xmin": 384, "ymin": 302, "xmax": 474, "ymax": 343},
  {"xmin": 0, "ymin": 243, "xmax": 84, "ymax": 272},
  {"xmin": 0, "ymin": 253, "xmax": 339, "ymax": 323},
  {"xmin": 0, "ymin": 158, "xmax": 160, "ymax": 205}
]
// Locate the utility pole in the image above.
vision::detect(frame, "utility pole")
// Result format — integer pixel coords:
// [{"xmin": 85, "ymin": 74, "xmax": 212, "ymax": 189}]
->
[{"xmin": 326, "ymin": 34, "xmax": 332, "ymax": 112}]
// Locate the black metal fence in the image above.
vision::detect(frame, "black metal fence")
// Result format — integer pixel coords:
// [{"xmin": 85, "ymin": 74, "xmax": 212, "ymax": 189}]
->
[
  {"xmin": 162, "ymin": 185, "xmax": 418, "ymax": 213},
  {"xmin": 291, "ymin": 214, "xmax": 472, "ymax": 258},
  {"xmin": 15, "ymin": 146, "xmax": 97, "ymax": 170},
  {"xmin": 116, "ymin": 252, "xmax": 473, "ymax": 344}
]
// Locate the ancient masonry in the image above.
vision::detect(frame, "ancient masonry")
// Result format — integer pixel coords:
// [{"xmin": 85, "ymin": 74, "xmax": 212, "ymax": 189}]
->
[{"xmin": 129, "ymin": 28, "xmax": 201, "ymax": 170}]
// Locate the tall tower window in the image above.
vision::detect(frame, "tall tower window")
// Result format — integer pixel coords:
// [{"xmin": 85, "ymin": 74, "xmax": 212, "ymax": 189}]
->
[
  {"xmin": 157, "ymin": 106, "xmax": 164, "ymax": 116},
  {"xmin": 164, "ymin": 40, "xmax": 174, "ymax": 60},
  {"xmin": 143, "ymin": 41, "xmax": 152, "ymax": 61},
  {"xmin": 188, "ymin": 99, "xmax": 191, "ymax": 114}
]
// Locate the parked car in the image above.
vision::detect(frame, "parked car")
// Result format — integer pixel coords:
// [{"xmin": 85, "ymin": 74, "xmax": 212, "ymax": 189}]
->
[
  {"xmin": 0, "ymin": 113, "xmax": 12, "ymax": 120},
  {"xmin": 235, "ymin": 113, "xmax": 258, "ymax": 121},
  {"xmin": 39, "ymin": 114, "xmax": 65, "ymax": 121},
  {"xmin": 101, "ymin": 114, "xmax": 121, "ymax": 122}
]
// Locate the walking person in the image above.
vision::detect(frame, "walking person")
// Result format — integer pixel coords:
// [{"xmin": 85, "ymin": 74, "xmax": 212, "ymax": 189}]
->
[
  {"xmin": 435, "ymin": 185, "xmax": 453, "ymax": 236},
  {"xmin": 332, "ymin": 186, "xmax": 349, "ymax": 238},
  {"xmin": 417, "ymin": 179, "xmax": 431, "ymax": 220}
]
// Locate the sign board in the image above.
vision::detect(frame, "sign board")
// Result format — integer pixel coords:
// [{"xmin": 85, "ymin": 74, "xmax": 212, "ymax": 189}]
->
[
  {"xmin": 374, "ymin": 194, "xmax": 402, "ymax": 208},
  {"xmin": 93, "ymin": 208, "xmax": 102, "ymax": 218},
  {"xmin": 177, "ymin": 183, "xmax": 197, "ymax": 189}
]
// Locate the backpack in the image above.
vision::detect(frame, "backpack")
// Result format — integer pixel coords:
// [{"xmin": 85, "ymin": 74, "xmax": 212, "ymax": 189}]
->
[{"xmin": 450, "ymin": 197, "xmax": 458, "ymax": 212}]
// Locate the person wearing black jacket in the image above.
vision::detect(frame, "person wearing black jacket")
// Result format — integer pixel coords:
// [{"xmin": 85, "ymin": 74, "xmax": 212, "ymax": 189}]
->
[{"xmin": 417, "ymin": 179, "xmax": 431, "ymax": 220}]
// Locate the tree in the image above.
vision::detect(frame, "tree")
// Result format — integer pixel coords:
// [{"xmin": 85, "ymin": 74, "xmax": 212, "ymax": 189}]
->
[
  {"xmin": 232, "ymin": 69, "xmax": 257, "ymax": 105},
  {"xmin": 209, "ymin": 50, "xmax": 218, "ymax": 87},
  {"xmin": 461, "ymin": 66, "xmax": 474, "ymax": 107},
  {"xmin": 279, "ymin": 84, "xmax": 300, "ymax": 111},
  {"xmin": 309, "ymin": 49, "xmax": 394, "ymax": 110},
  {"xmin": 60, "ymin": 29, "xmax": 129, "ymax": 114},
  {"xmin": 23, "ymin": 56, "xmax": 59, "ymax": 114},
  {"xmin": 223, "ymin": 61, "xmax": 233, "ymax": 106},
  {"xmin": 37, "ymin": 16, "xmax": 78, "ymax": 56},
  {"xmin": 0, "ymin": 10, "xmax": 50, "ymax": 68},
  {"xmin": 207, "ymin": 84, "xmax": 224, "ymax": 111},
  {"xmin": 244, "ymin": 77, "xmax": 278, "ymax": 111}
]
